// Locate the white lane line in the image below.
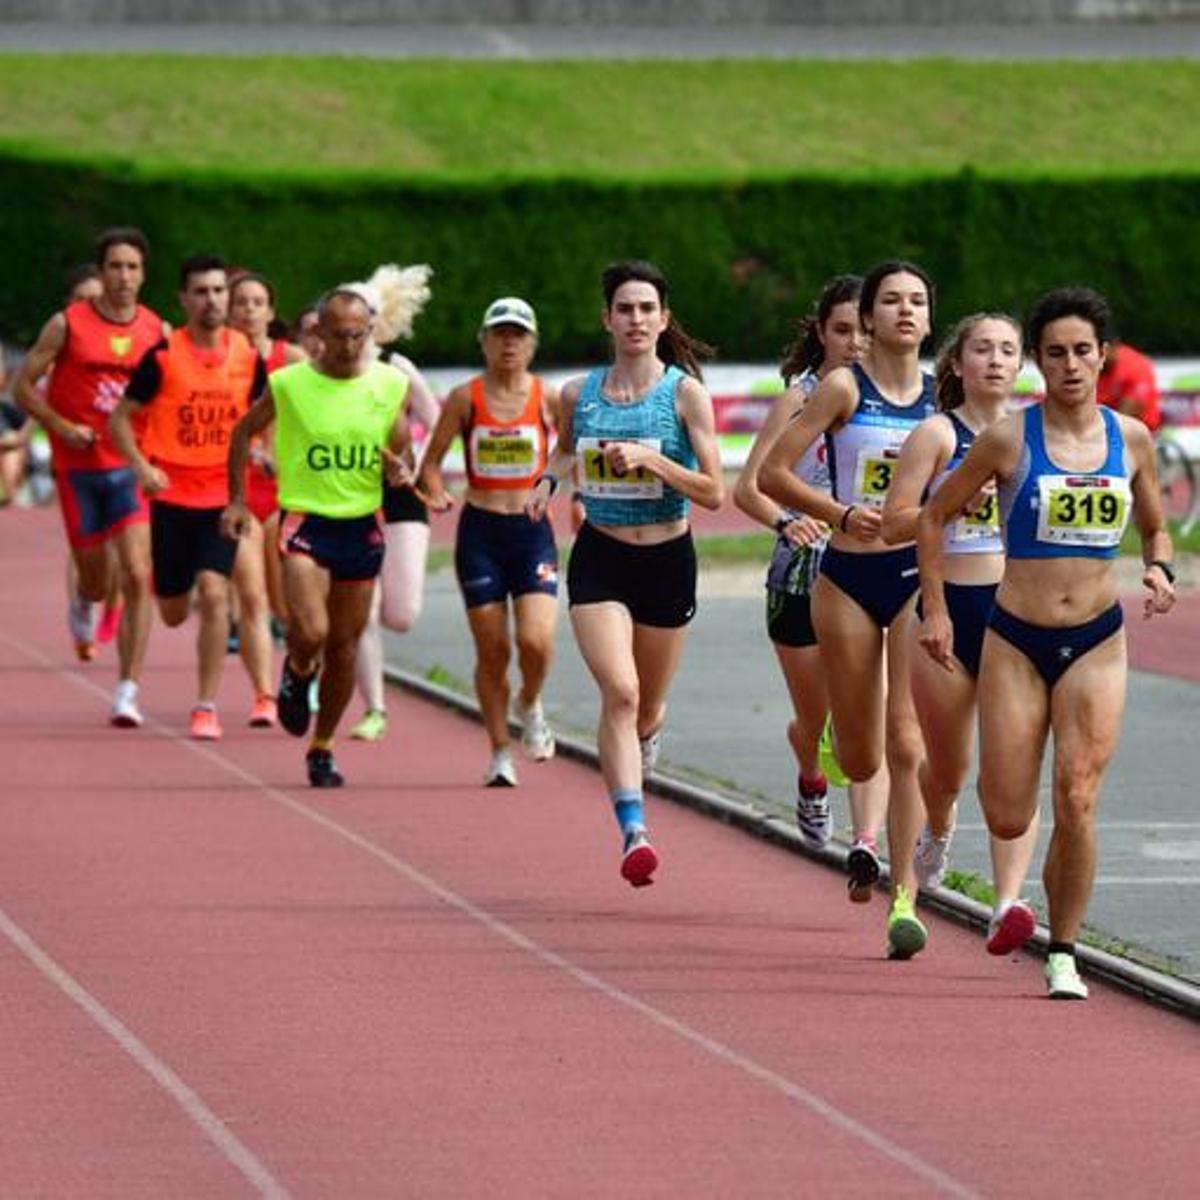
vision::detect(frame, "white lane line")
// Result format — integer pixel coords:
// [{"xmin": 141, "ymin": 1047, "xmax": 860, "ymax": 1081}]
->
[
  {"xmin": 1140, "ymin": 843, "xmax": 1200, "ymax": 862},
  {"xmin": 4, "ymin": 635, "xmax": 982, "ymax": 1200},
  {"xmin": 1094, "ymin": 877, "xmax": 1200, "ymax": 885},
  {"xmin": 953, "ymin": 822, "xmax": 1200, "ymax": 831},
  {"xmin": 0, "ymin": 908, "xmax": 291, "ymax": 1199}
]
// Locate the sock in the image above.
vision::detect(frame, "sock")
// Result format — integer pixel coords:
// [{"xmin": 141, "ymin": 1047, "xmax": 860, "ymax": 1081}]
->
[
  {"xmin": 798, "ymin": 772, "xmax": 827, "ymax": 799},
  {"xmin": 193, "ymin": 701, "xmax": 216, "ymax": 713},
  {"xmin": 611, "ymin": 788, "xmax": 644, "ymax": 836},
  {"xmin": 1048, "ymin": 941, "xmax": 1075, "ymax": 958}
]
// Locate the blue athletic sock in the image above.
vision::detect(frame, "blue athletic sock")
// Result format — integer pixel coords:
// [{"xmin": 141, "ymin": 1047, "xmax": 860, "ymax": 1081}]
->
[{"xmin": 611, "ymin": 788, "xmax": 645, "ymax": 836}]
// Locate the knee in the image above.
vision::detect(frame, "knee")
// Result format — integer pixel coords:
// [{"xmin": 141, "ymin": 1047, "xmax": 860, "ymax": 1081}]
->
[
  {"xmin": 987, "ymin": 812, "xmax": 1031, "ymax": 842},
  {"xmin": 516, "ymin": 629, "xmax": 552, "ymax": 666},
  {"xmin": 475, "ymin": 637, "xmax": 511, "ymax": 678},
  {"xmin": 381, "ymin": 597, "xmax": 420, "ymax": 633},
  {"xmin": 195, "ymin": 580, "xmax": 228, "ymax": 621},
  {"xmin": 122, "ymin": 560, "xmax": 152, "ymax": 598},
  {"xmin": 1055, "ymin": 781, "xmax": 1098, "ymax": 836},
  {"xmin": 885, "ymin": 722, "xmax": 924, "ymax": 779},
  {"xmin": 601, "ymin": 679, "xmax": 640, "ymax": 724}
]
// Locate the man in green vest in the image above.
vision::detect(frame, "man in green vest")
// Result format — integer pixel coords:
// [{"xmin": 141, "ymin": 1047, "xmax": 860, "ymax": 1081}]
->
[{"xmin": 222, "ymin": 289, "xmax": 413, "ymax": 787}]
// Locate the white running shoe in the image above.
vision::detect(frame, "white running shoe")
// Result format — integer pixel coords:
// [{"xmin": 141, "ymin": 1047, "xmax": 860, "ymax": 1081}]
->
[
  {"xmin": 518, "ymin": 698, "xmax": 556, "ymax": 761},
  {"xmin": 483, "ymin": 748, "xmax": 518, "ymax": 788},
  {"xmin": 639, "ymin": 729, "xmax": 663, "ymax": 774},
  {"xmin": 68, "ymin": 593, "xmax": 97, "ymax": 644},
  {"xmin": 110, "ymin": 680, "xmax": 143, "ymax": 728},
  {"xmin": 913, "ymin": 821, "xmax": 955, "ymax": 890},
  {"xmin": 1045, "ymin": 952, "xmax": 1088, "ymax": 1001}
]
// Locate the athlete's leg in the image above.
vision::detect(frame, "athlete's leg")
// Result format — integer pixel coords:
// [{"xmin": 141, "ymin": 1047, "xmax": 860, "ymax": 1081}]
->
[
  {"xmin": 311, "ymin": 580, "xmax": 375, "ymax": 744},
  {"xmin": 232, "ymin": 518, "xmax": 274, "ymax": 700},
  {"xmin": 262, "ymin": 510, "xmax": 288, "ymax": 624},
  {"xmin": 773, "ymin": 642, "xmax": 826, "ymax": 782},
  {"xmin": 812, "ymin": 574, "xmax": 886, "ymax": 783},
  {"xmin": 977, "ymin": 631, "xmax": 1050, "ymax": 843},
  {"xmin": 354, "ymin": 582, "xmax": 387, "ymax": 713},
  {"xmin": 193, "ymin": 569, "xmax": 231, "ymax": 705},
  {"xmin": 379, "ymin": 520, "xmax": 430, "ymax": 633},
  {"xmin": 282, "ymin": 553, "xmax": 332, "ymax": 676},
  {"xmin": 466, "ymin": 601, "xmax": 514, "ymax": 752},
  {"xmin": 512, "ymin": 592, "xmax": 557, "ymax": 711},
  {"xmin": 631, "ymin": 621, "xmax": 689, "ymax": 745},
  {"xmin": 571, "ymin": 602, "xmax": 640, "ymax": 793},
  {"xmin": 883, "ymin": 603, "xmax": 926, "ymax": 902},
  {"xmin": 111, "ymin": 521, "xmax": 153, "ymax": 684},
  {"xmin": 1044, "ymin": 631, "xmax": 1127, "ymax": 944}
]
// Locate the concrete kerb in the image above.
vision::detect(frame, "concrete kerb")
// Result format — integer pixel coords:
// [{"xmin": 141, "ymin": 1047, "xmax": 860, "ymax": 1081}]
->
[{"xmin": 383, "ymin": 662, "xmax": 1200, "ymax": 1022}]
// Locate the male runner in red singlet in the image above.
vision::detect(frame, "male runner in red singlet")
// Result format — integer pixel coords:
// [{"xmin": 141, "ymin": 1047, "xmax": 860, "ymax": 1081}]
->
[{"xmin": 14, "ymin": 227, "xmax": 166, "ymax": 726}]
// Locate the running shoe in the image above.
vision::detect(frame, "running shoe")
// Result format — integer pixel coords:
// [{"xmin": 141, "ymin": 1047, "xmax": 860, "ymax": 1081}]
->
[
  {"xmin": 306, "ymin": 748, "xmax": 345, "ymax": 789},
  {"xmin": 350, "ymin": 709, "xmax": 389, "ymax": 741},
  {"xmin": 987, "ymin": 899, "xmax": 1037, "ymax": 957},
  {"xmin": 886, "ymin": 886, "xmax": 928, "ymax": 960},
  {"xmin": 483, "ymin": 748, "xmax": 518, "ymax": 788},
  {"xmin": 248, "ymin": 695, "xmax": 278, "ymax": 728},
  {"xmin": 518, "ymin": 698, "xmax": 556, "ymax": 761},
  {"xmin": 110, "ymin": 680, "xmax": 143, "ymax": 728},
  {"xmin": 913, "ymin": 820, "xmax": 955, "ymax": 891},
  {"xmin": 639, "ymin": 728, "xmax": 663, "ymax": 775},
  {"xmin": 69, "ymin": 593, "xmax": 97, "ymax": 662},
  {"xmin": 620, "ymin": 828, "xmax": 659, "ymax": 888},
  {"xmin": 96, "ymin": 603, "xmax": 122, "ymax": 645},
  {"xmin": 189, "ymin": 706, "xmax": 223, "ymax": 741},
  {"xmin": 795, "ymin": 773, "xmax": 832, "ymax": 849},
  {"xmin": 1045, "ymin": 952, "xmax": 1088, "ymax": 1000},
  {"xmin": 277, "ymin": 657, "xmax": 316, "ymax": 738},
  {"xmin": 818, "ymin": 714, "xmax": 850, "ymax": 788},
  {"xmin": 226, "ymin": 620, "xmax": 240, "ymax": 655},
  {"xmin": 846, "ymin": 837, "xmax": 881, "ymax": 903}
]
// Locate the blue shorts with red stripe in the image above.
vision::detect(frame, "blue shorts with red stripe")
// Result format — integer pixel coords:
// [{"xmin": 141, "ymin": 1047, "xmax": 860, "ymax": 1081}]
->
[{"xmin": 56, "ymin": 466, "xmax": 148, "ymax": 551}]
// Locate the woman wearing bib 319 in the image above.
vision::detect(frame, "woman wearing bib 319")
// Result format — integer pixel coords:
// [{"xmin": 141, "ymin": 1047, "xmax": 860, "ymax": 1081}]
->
[
  {"xmin": 917, "ymin": 288, "xmax": 1175, "ymax": 999},
  {"xmin": 884, "ymin": 314, "xmax": 1040, "ymax": 957},
  {"xmin": 527, "ymin": 262, "xmax": 723, "ymax": 888},
  {"xmin": 759, "ymin": 261, "xmax": 936, "ymax": 958}
]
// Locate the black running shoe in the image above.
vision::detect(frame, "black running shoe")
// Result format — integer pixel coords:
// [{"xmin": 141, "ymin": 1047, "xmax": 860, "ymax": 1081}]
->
[
  {"xmin": 306, "ymin": 748, "xmax": 344, "ymax": 789},
  {"xmin": 278, "ymin": 657, "xmax": 315, "ymax": 737}
]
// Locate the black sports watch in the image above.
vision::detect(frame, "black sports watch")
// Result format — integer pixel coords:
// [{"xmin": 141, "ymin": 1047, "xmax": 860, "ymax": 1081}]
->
[
  {"xmin": 773, "ymin": 514, "xmax": 791, "ymax": 534},
  {"xmin": 1150, "ymin": 559, "xmax": 1176, "ymax": 585}
]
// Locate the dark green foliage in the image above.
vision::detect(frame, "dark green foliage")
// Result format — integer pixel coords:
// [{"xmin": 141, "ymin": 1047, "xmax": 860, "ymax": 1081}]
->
[{"xmin": 3, "ymin": 152, "xmax": 1197, "ymax": 361}]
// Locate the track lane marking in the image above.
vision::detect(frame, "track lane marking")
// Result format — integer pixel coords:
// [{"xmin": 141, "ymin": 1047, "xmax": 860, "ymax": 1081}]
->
[{"xmin": 2, "ymin": 634, "xmax": 981, "ymax": 1200}]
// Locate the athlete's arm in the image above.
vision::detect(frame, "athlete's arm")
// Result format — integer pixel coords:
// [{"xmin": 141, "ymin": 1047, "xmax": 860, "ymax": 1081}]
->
[
  {"xmin": 915, "ymin": 419, "xmax": 1019, "ymax": 668},
  {"xmin": 414, "ymin": 383, "xmax": 469, "ymax": 513},
  {"xmin": 110, "ymin": 343, "xmax": 171, "ymax": 493},
  {"xmin": 527, "ymin": 379, "xmax": 578, "ymax": 523},
  {"xmin": 1122, "ymin": 415, "xmax": 1176, "ymax": 618},
  {"xmin": 881, "ymin": 416, "xmax": 950, "ymax": 546},
  {"xmin": 12, "ymin": 313, "xmax": 90, "ymax": 448},
  {"xmin": 734, "ymin": 386, "xmax": 828, "ymax": 548},
  {"xmin": 220, "ymin": 387, "xmax": 277, "ymax": 539},
  {"xmin": 758, "ymin": 368, "xmax": 877, "ymax": 538}
]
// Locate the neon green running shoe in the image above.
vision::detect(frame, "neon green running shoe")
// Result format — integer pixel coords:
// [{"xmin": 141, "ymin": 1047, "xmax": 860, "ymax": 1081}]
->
[
  {"xmin": 818, "ymin": 714, "xmax": 850, "ymax": 788},
  {"xmin": 350, "ymin": 709, "xmax": 388, "ymax": 742},
  {"xmin": 886, "ymin": 886, "xmax": 928, "ymax": 960}
]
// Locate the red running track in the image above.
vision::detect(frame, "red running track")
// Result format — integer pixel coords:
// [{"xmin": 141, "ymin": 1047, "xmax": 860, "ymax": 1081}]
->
[{"xmin": 1, "ymin": 508, "xmax": 1197, "ymax": 1199}]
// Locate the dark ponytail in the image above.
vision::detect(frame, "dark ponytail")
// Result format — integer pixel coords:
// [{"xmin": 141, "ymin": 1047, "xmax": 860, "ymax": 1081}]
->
[
  {"xmin": 601, "ymin": 259, "xmax": 714, "ymax": 381},
  {"xmin": 779, "ymin": 274, "xmax": 863, "ymax": 384}
]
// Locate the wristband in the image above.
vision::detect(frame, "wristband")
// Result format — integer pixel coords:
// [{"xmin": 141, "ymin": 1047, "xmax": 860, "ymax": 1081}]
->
[
  {"xmin": 839, "ymin": 505, "xmax": 857, "ymax": 532},
  {"xmin": 1150, "ymin": 559, "xmax": 1176, "ymax": 585},
  {"xmin": 535, "ymin": 473, "xmax": 558, "ymax": 496}
]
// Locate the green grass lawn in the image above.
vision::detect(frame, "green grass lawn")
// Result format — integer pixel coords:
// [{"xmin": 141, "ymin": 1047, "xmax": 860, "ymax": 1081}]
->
[{"xmin": 3, "ymin": 56, "xmax": 1200, "ymax": 179}]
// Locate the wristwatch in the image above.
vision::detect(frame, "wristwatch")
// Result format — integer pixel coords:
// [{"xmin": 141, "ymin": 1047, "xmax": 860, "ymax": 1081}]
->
[
  {"xmin": 1150, "ymin": 559, "xmax": 1176, "ymax": 585},
  {"xmin": 773, "ymin": 514, "xmax": 791, "ymax": 534}
]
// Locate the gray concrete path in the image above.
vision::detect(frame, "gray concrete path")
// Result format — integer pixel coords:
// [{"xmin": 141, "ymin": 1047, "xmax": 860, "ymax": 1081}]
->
[
  {"xmin": 380, "ymin": 563, "xmax": 1200, "ymax": 982},
  {"xmin": 3, "ymin": 19, "xmax": 1200, "ymax": 58}
]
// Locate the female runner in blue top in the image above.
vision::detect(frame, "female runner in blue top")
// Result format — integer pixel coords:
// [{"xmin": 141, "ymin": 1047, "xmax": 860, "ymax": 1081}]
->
[
  {"xmin": 527, "ymin": 261, "xmax": 723, "ymax": 888},
  {"xmin": 759, "ymin": 261, "xmax": 936, "ymax": 959},
  {"xmin": 917, "ymin": 287, "xmax": 1175, "ymax": 999}
]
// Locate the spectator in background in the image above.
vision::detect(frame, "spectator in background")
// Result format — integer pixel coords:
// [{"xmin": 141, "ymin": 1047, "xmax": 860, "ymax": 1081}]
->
[{"xmin": 1097, "ymin": 336, "xmax": 1161, "ymax": 432}]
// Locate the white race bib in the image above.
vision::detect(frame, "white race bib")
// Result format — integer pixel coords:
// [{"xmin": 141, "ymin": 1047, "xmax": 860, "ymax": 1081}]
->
[
  {"xmin": 853, "ymin": 444, "xmax": 902, "ymax": 507},
  {"xmin": 948, "ymin": 491, "xmax": 1001, "ymax": 546},
  {"xmin": 469, "ymin": 424, "xmax": 539, "ymax": 480},
  {"xmin": 1035, "ymin": 474, "xmax": 1130, "ymax": 549},
  {"xmin": 576, "ymin": 437, "xmax": 663, "ymax": 500}
]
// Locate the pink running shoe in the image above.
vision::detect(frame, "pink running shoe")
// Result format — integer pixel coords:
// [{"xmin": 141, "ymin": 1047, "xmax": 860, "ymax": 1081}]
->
[
  {"xmin": 621, "ymin": 830, "xmax": 659, "ymax": 888},
  {"xmin": 248, "ymin": 695, "xmax": 278, "ymax": 728},
  {"xmin": 189, "ymin": 707, "xmax": 223, "ymax": 741},
  {"xmin": 986, "ymin": 899, "xmax": 1036, "ymax": 956},
  {"xmin": 96, "ymin": 604, "xmax": 123, "ymax": 645}
]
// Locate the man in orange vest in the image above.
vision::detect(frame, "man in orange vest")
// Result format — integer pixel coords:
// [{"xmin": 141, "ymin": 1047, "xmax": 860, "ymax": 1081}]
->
[
  {"xmin": 110, "ymin": 254, "xmax": 268, "ymax": 740},
  {"xmin": 14, "ymin": 227, "xmax": 167, "ymax": 726}
]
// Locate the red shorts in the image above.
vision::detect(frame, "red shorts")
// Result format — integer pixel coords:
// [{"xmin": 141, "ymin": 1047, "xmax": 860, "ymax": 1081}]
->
[
  {"xmin": 245, "ymin": 463, "xmax": 278, "ymax": 524},
  {"xmin": 56, "ymin": 466, "xmax": 149, "ymax": 551}
]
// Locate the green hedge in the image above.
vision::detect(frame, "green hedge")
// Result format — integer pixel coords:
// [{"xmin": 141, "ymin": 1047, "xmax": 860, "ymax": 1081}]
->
[{"xmin": 3, "ymin": 152, "xmax": 1199, "ymax": 362}]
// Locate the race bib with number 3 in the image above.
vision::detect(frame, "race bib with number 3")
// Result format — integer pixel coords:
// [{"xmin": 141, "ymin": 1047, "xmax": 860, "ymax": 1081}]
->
[
  {"xmin": 854, "ymin": 445, "xmax": 902, "ymax": 507},
  {"xmin": 576, "ymin": 437, "xmax": 663, "ymax": 500},
  {"xmin": 1035, "ymin": 474, "xmax": 1130, "ymax": 548},
  {"xmin": 949, "ymin": 491, "xmax": 1001, "ymax": 546}
]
